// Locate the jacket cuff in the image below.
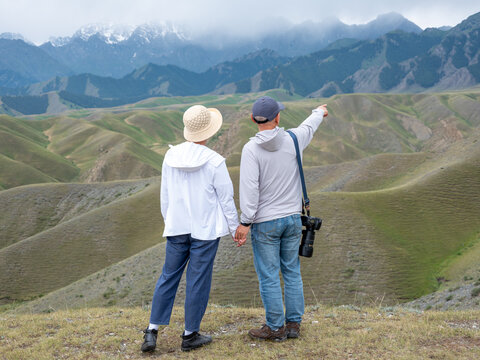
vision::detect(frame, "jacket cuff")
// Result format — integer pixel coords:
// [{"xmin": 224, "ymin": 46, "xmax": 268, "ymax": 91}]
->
[{"xmin": 240, "ymin": 214, "xmax": 254, "ymax": 224}]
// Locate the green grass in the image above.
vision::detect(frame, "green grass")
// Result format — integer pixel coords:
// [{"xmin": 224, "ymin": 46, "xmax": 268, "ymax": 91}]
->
[
  {"xmin": 2, "ymin": 91, "xmax": 480, "ymax": 188},
  {"xmin": 0, "ymin": 154, "xmax": 57, "ymax": 189},
  {"xmin": 0, "ymin": 115, "xmax": 49, "ymax": 146},
  {"xmin": 0, "ymin": 130, "xmax": 79, "ymax": 183},
  {"xmin": 438, "ymin": 233, "xmax": 480, "ymax": 288},
  {"xmin": 351, "ymin": 160, "xmax": 480, "ymax": 299},
  {"xmin": 46, "ymin": 116, "xmax": 164, "ymax": 181},
  {"xmin": 0, "ymin": 181, "xmax": 162, "ymax": 301},
  {"xmin": 13, "ymin": 134, "xmax": 480, "ymax": 310}
]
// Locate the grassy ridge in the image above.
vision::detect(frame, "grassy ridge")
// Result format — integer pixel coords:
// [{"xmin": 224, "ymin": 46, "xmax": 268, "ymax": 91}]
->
[
  {"xmin": 0, "ymin": 119, "xmax": 80, "ymax": 187},
  {"xmin": 0, "ymin": 179, "xmax": 155, "ymax": 250},
  {"xmin": 214, "ymin": 133, "xmax": 480, "ymax": 305},
  {"xmin": 2, "ymin": 90, "xmax": 480, "ymax": 310},
  {"xmin": 10, "ymin": 134, "xmax": 480, "ymax": 311},
  {"xmin": 351, "ymin": 160, "xmax": 480, "ymax": 299},
  {"xmin": 0, "ymin": 115, "xmax": 49, "ymax": 145},
  {"xmin": 0, "ymin": 90, "xmax": 478, "ymax": 190},
  {"xmin": 0, "ymin": 154, "xmax": 56, "ymax": 189},
  {"xmin": 0, "ymin": 181, "xmax": 162, "ymax": 301},
  {"xmin": 0, "ymin": 130, "xmax": 79, "ymax": 181}
]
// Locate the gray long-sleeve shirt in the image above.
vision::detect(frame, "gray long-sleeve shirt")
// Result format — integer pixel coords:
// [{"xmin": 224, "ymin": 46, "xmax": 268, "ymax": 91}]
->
[{"xmin": 239, "ymin": 108, "xmax": 325, "ymax": 224}]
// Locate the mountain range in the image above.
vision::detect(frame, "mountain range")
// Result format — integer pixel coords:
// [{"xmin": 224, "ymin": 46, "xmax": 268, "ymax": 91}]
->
[
  {"xmin": 40, "ymin": 12, "xmax": 422, "ymax": 76},
  {"xmin": 1, "ymin": 12, "xmax": 480, "ymax": 116},
  {"xmin": 235, "ymin": 12, "xmax": 480, "ymax": 96},
  {"xmin": 0, "ymin": 12, "xmax": 420, "ymax": 86}
]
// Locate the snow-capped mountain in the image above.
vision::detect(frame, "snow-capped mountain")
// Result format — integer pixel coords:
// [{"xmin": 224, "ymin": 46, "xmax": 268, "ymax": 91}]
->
[
  {"xmin": 129, "ymin": 23, "xmax": 189, "ymax": 43},
  {"xmin": 2, "ymin": 13, "xmax": 425, "ymax": 83},
  {"xmin": 48, "ymin": 22, "xmax": 189, "ymax": 47},
  {"xmin": 74, "ymin": 23, "xmax": 135, "ymax": 44},
  {"xmin": 39, "ymin": 14, "xmax": 423, "ymax": 77},
  {"xmin": 48, "ymin": 24, "xmax": 134, "ymax": 46},
  {"xmin": 41, "ymin": 22, "xmax": 215, "ymax": 76},
  {"xmin": 0, "ymin": 32, "xmax": 33, "ymax": 45}
]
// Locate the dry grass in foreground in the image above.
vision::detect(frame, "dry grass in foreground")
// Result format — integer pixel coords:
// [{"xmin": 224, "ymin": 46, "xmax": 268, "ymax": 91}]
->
[{"xmin": 1, "ymin": 305, "xmax": 479, "ymax": 359}]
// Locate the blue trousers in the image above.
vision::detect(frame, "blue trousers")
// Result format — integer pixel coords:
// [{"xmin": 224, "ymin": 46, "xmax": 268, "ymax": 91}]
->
[
  {"xmin": 251, "ymin": 214, "xmax": 304, "ymax": 330},
  {"xmin": 149, "ymin": 234, "xmax": 219, "ymax": 332}
]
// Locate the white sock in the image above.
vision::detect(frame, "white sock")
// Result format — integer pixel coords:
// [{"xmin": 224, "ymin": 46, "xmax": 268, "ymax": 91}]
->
[
  {"xmin": 148, "ymin": 323, "xmax": 159, "ymax": 331},
  {"xmin": 184, "ymin": 330, "xmax": 193, "ymax": 336}
]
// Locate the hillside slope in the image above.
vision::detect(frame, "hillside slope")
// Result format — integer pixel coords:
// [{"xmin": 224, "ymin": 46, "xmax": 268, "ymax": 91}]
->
[
  {"xmin": 2, "ymin": 90, "xmax": 480, "ymax": 310},
  {"xmin": 2, "ymin": 90, "xmax": 479, "ymax": 190},
  {"xmin": 0, "ymin": 179, "xmax": 161, "ymax": 302},
  {"xmin": 11, "ymin": 130, "xmax": 480, "ymax": 311}
]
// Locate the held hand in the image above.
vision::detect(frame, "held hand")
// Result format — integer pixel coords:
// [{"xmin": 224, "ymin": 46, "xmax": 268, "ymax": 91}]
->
[
  {"xmin": 317, "ymin": 104, "xmax": 328, "ymax": 117},
  {"xmin": 237, "ymin": 237, "xmax": 246, "ymax": 247},
  {"xmin": 234, "ymin": 224, "xmax": 250, "ymax": 247},
  {"xmin": 233, "ymin": 230, "xmax": 245, "ymax": 247}
]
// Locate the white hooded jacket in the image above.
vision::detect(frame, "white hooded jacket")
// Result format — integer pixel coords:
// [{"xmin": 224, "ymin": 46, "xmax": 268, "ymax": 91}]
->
[{"xmin": 161, "ymin": 142, "xmax": 239, "ymax": 240}]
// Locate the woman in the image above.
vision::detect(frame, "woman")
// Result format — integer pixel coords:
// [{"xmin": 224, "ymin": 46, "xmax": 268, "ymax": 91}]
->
[{"xmin": 141, "ymin": 105, "xmax": 240, "ymax": 352}]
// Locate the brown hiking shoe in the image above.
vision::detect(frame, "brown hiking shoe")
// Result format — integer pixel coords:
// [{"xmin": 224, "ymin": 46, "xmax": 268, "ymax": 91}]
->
[
  {"xmin": 248, "ymin": 324, "xmax": 287, "ymax": 342},
  {"xmin": 286, "ymin": 322, "xmax": 300, "ymax": 338}
]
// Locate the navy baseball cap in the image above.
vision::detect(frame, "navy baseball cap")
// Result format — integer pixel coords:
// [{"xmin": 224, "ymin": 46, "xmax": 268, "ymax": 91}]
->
[{"xmin": 252, "ymin": 96, "xmax": 285, "ymax": 123}]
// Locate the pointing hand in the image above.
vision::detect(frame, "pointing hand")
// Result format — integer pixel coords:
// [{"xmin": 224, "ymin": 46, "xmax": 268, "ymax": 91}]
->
[{"xmin": 317, "ymin": 104, "xmax": 328, "ymax": 117}]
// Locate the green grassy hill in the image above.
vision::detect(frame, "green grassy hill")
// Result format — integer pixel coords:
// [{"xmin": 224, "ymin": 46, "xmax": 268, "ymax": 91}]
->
[
  {"xmin": 8, "ymin": 129, "xmax": 480, "ymax": 313},
  {"xmin": 1, "ymin": 90, "xmax": 480, "ymax": 313},
  {"xmin": 0, "ymin": 115, "xmax": 79, "ymax": 187},
  {"xmin": 0, "ymin": 154, "xmax": 57, "ymax": 189},
  {"xmin": 2, "ymin": 90, "xmax": 478, "ymax": 189},
  {"xmin": 0, "ymin": 179, "xmax": 161, "ymax": 302}
]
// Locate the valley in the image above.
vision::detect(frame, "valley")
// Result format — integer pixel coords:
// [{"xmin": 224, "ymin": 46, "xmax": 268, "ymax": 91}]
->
[{"xmin": 1, "ymin": 89, "xmax": 480, "ymax": 313}]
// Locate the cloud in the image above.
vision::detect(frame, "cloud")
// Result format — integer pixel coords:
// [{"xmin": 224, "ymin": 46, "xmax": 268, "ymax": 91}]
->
[{"xmin": 0, "ymin": 0, "xmax": 478, "ymax": 44}]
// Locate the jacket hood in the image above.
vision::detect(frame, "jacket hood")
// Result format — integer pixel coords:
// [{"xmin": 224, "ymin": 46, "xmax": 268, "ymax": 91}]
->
[
  {"xmin": 164, "ymin": 142, "xmax": 224, "ymax": 171},
  {"xmin": 252, "ymin": 127, "xmax": 285, "ymax": 152}
]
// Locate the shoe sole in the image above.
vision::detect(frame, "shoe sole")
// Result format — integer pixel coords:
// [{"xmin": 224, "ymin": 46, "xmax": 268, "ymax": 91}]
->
[
  {"xmin": 287, "ymin": 331, "xmax": 299, "ymax": 339},
  {"xmin": 141, "ymin": 344, "xmax": 156, "ymax": 352},
  {"xmin": 181, "ymin": 344, "xmax": 209, "ymax": 352},
  {"xmin": 181, "ymin": 339, "xmax": 212, "ymax": 352},
  {"xmin": 248, "ymin": 333, "xmax": 287, "ymax": 342}
]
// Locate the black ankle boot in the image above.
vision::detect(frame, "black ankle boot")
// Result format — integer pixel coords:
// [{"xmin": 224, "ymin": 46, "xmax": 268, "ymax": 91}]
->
[
  {"xmin": 181, "ymin": 331, "xmax": 212, "ymax": 352},
  {"xmin": 141, "ymin": 328, "xmax": 158, "ymax": 352}
]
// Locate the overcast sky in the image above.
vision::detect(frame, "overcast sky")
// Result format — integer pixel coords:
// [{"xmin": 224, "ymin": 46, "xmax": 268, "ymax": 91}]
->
[{"xmin": 0, "ymin": 0, "xmax": 478, "ymax": 44}]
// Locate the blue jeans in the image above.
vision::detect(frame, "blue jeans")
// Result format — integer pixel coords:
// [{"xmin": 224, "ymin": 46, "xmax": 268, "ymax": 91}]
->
[
  {"xmin": 149, "ymin": 234, "xmax": 219, "ymax": 332},
  {"xmin": 251, "ymin": 214, "xmax": 304, "ymax": 330}
]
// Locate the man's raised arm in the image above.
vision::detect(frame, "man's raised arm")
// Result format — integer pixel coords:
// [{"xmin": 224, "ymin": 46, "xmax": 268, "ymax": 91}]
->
[{"xmin": 290, "ymin": 104, "xmax": 328, "ymax": 151}]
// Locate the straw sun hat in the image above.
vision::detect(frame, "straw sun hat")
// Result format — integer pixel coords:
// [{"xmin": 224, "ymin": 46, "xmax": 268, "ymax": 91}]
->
[{"xmin": 183, "ymin": 105, "xmax": 223, "ymax": 142}]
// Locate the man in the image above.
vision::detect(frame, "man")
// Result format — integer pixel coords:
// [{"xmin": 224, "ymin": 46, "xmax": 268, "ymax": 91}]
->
[
  {"xmin": 235, "ymin": 96, "xmax": 328, "ymax": 341},
  {"xmin": 141, "ymin": 105, "xmax": 240, "ymax": 352}
]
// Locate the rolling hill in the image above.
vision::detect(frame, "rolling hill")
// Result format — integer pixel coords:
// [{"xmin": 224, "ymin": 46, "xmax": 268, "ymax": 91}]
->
[{"xmin": 1, "ymin": 90, "xmax": 480, "ymax": 313}]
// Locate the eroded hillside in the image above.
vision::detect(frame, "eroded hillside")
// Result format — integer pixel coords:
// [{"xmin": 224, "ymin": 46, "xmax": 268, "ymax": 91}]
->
[{"xmin": 1, "ymin": 90, "xmax": 480, "ymax": 311}]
